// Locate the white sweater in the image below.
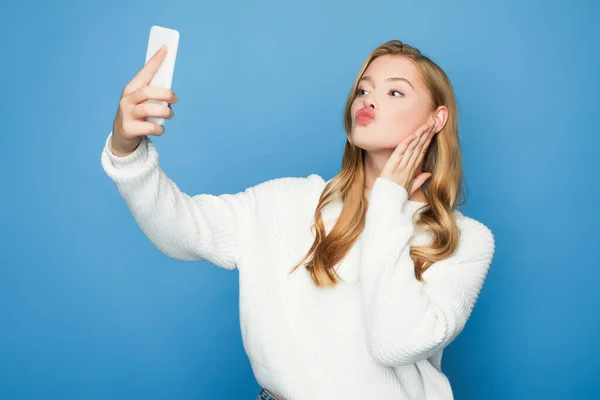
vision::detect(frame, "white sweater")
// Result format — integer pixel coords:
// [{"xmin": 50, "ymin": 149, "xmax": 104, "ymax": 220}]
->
[{"xmin": 100, "ymin": 131, "xmax": 495, "ymax": 400}]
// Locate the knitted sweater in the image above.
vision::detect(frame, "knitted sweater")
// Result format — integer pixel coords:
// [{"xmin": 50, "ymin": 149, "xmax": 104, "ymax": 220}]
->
[{"xmin": 100, "ymin": 131, "xmax": 495, "ymax": 400}]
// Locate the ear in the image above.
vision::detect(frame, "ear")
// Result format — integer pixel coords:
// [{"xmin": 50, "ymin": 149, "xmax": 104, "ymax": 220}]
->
[{"xmin": 432, "ymin": 106, "xmax": 449, "ymax": 134}]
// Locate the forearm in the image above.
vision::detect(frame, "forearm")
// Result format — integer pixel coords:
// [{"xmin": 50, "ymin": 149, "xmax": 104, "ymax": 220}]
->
[{"xmin": 101, "ymin": 131, "xmax": 247, "ymax": 269}]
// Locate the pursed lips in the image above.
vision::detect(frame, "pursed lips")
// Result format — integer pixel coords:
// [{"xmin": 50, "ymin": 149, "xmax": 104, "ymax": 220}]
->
[{"xmin": 356, "ymin": 108, "xmax": 375, "ymax": 124}]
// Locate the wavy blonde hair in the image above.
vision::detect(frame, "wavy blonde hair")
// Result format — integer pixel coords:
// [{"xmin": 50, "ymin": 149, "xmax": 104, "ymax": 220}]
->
[{"xmin": 289, "ymin": 40, "xmax": 465, "ymax": 287}]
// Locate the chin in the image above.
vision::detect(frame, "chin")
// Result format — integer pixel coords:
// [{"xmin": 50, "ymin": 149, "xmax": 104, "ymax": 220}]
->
[
  {"xmin": 351, "ymin": 127, "xmax": 382, "ymax": 148},
  {"xmin": 351, "ymin": 134, "xmax": 382, "ymax": 152}
]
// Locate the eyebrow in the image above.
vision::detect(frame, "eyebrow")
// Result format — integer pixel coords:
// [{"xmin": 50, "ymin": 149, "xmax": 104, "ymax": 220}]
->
[{"xmin": 359, "ymin": 75, "xmax": 415, "ymax": 90}]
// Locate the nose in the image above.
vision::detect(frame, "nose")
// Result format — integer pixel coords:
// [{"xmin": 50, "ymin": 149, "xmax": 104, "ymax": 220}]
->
[{"xmin": 362, "ymin": 92, "xmax": 376, "ymax": 109}]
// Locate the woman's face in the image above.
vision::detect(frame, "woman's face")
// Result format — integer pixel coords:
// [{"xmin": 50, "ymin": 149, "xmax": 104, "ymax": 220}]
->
[{"xmin": 350, "ymin": 54, "xmax": 433, "ymax": 152}]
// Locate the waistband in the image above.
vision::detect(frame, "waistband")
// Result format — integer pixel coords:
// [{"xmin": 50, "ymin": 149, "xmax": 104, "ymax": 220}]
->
[{"xmin": 257, "ymin": 387, "xmax": 280, "ymax": 400}]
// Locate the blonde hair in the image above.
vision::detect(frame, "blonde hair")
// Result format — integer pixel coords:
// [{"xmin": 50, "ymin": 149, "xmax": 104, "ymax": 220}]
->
[{"xmin": 289, "ymin": 40, "xmax": 465, "ymax": 287}]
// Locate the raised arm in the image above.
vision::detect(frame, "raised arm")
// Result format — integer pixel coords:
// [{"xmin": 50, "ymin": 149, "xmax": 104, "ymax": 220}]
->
[
  {"xmin": 359, "ymin": 177, "xmax": 496, "ymax": 366},
  {"xmin": 101, "ymin": 44, "xmax": 259, "ymax": 270},
  {"xmin": 101, "ymin": 131, "xmax": 254, "ymax": 270}
]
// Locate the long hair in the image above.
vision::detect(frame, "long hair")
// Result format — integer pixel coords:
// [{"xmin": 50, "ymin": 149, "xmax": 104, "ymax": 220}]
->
[{"xmin": 289, "ymin": 40, "xmax": 465, "ymax": 287}]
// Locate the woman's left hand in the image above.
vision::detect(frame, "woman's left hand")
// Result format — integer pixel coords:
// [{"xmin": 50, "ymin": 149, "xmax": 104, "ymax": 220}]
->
[{"xmin": 379, "ymin": 118, "xmax": 437, "ymax": 196}]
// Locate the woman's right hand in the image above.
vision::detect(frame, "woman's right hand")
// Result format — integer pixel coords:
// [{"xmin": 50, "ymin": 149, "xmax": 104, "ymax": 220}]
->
[
  {"xmin": 111, "ymin": 45, "xmax": 179, "ymax": 156},
  {"xmin": 379, "ymin": 118, "xmax": 436, "ymax": 195}
]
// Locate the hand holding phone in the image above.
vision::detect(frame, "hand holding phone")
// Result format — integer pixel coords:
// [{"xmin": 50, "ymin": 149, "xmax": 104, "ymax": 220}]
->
[
  {"xmin": 110, "ymin": 26, "xmax": 180, "ymax": 157},
  {"xmin": 143, "ymin": 26, "xmax": 180, "ymax": 125}
]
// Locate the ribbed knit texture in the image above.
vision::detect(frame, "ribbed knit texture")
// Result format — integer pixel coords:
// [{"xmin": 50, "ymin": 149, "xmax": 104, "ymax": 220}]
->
[{"xmin": 101, "ymin": 131, "xmax": 496, "ymax": 400}]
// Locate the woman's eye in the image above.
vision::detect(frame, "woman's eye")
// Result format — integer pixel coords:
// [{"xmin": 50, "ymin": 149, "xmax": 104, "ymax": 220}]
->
[{"xmin": 356, "ymin": 88, "xmax": 403, "ymax": 97}]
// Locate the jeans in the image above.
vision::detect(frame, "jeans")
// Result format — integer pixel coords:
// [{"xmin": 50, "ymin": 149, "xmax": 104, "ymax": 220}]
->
[{"xmin": 256, "ymin": 387, "xmax": 280, "ymax": 400}]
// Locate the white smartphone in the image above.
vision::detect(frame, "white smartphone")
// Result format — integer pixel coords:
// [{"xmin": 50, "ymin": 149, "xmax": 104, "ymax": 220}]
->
[{"xmin": 144, "ymin": 25, "xmax": 180, "ymax": 125}]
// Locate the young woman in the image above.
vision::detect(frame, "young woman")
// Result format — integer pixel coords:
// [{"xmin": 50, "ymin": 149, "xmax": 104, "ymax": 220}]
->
[{"xmin": 101, "ymin": 40, "xmax": 495, "ymax": 400}]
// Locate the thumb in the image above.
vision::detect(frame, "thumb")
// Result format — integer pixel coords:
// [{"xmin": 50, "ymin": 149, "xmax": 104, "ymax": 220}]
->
[{"xmin": 410, "ymin": 172, "xmax": 432, "ymax": 196}]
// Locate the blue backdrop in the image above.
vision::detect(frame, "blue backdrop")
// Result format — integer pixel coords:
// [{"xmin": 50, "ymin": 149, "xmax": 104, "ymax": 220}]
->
[{"xmin": 1, "ymin": 0, "xmax": 598, "ymax": 398}]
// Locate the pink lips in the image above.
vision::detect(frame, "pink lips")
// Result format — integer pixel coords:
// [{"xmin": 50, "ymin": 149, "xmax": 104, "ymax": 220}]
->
[{"xmin": 356, "ymin": 107, "xmax": 375, "ymax": 125}]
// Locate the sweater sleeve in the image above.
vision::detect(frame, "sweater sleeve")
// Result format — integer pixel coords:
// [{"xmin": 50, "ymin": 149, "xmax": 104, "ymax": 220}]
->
[
  {"xmin": 359, "ymin": 177, "xmax": 496, "ymax": 367},
  {"xmin": 100, "ymin": 130, "xmax": 254, "ymax": 270}
]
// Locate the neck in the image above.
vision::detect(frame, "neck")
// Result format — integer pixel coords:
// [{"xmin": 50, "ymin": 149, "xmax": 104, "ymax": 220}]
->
[
  {"xmin": 364, "ymin": 186, "xmax": 428, "ymax": 205},
  {"xmin": 362, "ymin": 153, "xmax": 428, "ymax": 204}
]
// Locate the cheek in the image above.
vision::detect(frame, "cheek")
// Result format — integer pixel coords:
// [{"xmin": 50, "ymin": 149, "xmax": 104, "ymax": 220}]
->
[
  {"xmin": 350, "ymin": 101, "xmax": 359, "ymax": 119},
  {"xmin": 384, "ymin": 110, "xmax": 413, "ymax": 140},
  {"xmin": 390, "ymin": 107, "xmax": 427, "ymax": 141}
]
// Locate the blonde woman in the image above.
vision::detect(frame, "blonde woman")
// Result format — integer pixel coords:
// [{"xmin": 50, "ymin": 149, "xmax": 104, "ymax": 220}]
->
[{"xmin": 101, "ymin": 40, "xmax": 496, "ymax": 400}]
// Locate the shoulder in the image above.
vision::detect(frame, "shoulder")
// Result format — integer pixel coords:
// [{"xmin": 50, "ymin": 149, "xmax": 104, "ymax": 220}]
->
[
  {"xmin": 244, "ymin": 173, "xmax": 324, "ymax": 195},
  {"xmin": 241, "ymin": 173, "xmax": 325, "ymax": 210},
  {"xmin": 452, "ymin": 212, "xmax": 496, "ymax": 263},
  {"xmin": 421, "ymin": 212, "xmax": 496, "ymax": 283}
]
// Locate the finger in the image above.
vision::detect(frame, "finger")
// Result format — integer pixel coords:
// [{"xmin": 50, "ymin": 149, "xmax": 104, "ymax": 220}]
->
[
  {"xmin": 388, "ymin": 121, "xmax": 432, "ymax": 167},
  {"xmin": 144, "ymin": 121, "xmax": 165, "ymax": 135},
  {"xmin": 414, "ymin": 126, "xmax": 436, "ymax": 166},
  {"xmin": 413, "ymin": 120, "xmax": 433, "ymax": 139},
  {"xmin": 388, "ymin": 132, "xmax": 417, "ymax": 166},
  {"xmin": 127, "ymin": 85, "xmax": 178, "ymax": 106},
  {"xmin": 123, "ymin": 120, "xmax": 165, "ymax": 136},
  {"xmin": 131, "ymin": 102, "xmax": 173, "ymax": 120},
  {"xmin": 407, "ymin": 124, "xmax": 434, "ymax": 167},
  {"xmin": 124, "ymin": 45, "xmax": 168, "ymax": 94},
  {"xmin": 407, "ymin": 120, "xmax": 435, "ymax": 161},
  {"xmin": 410, "ymin": 172, "xmax": 432, "ymax": 195},
  {"xmin": 399, "ymin": 130, "xmax": 424, "ymax": 168},
  {"xmin": 136, "ymin": 120, "xmax": 166, "ymax": 135}
]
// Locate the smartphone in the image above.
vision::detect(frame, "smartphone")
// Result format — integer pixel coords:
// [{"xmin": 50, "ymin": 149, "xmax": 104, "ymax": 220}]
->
[{"xmin": 144, "ymin": 25, "xmax": 180, "ymax": 125}]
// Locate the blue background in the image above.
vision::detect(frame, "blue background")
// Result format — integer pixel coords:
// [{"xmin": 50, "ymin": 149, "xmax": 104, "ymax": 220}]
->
[{"xmin": 1, "ymin": 0, "xmax": 598, "ymax": 398}]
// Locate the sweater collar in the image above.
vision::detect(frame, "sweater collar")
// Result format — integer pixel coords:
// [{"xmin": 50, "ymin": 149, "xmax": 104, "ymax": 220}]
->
[
  {"xmin": 321, "ymin": 186, "xmax": 428, "ymax": 220},
  {"xmin": 321, "ymin": 177, "xmax": 428, "ymax": 217}
]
